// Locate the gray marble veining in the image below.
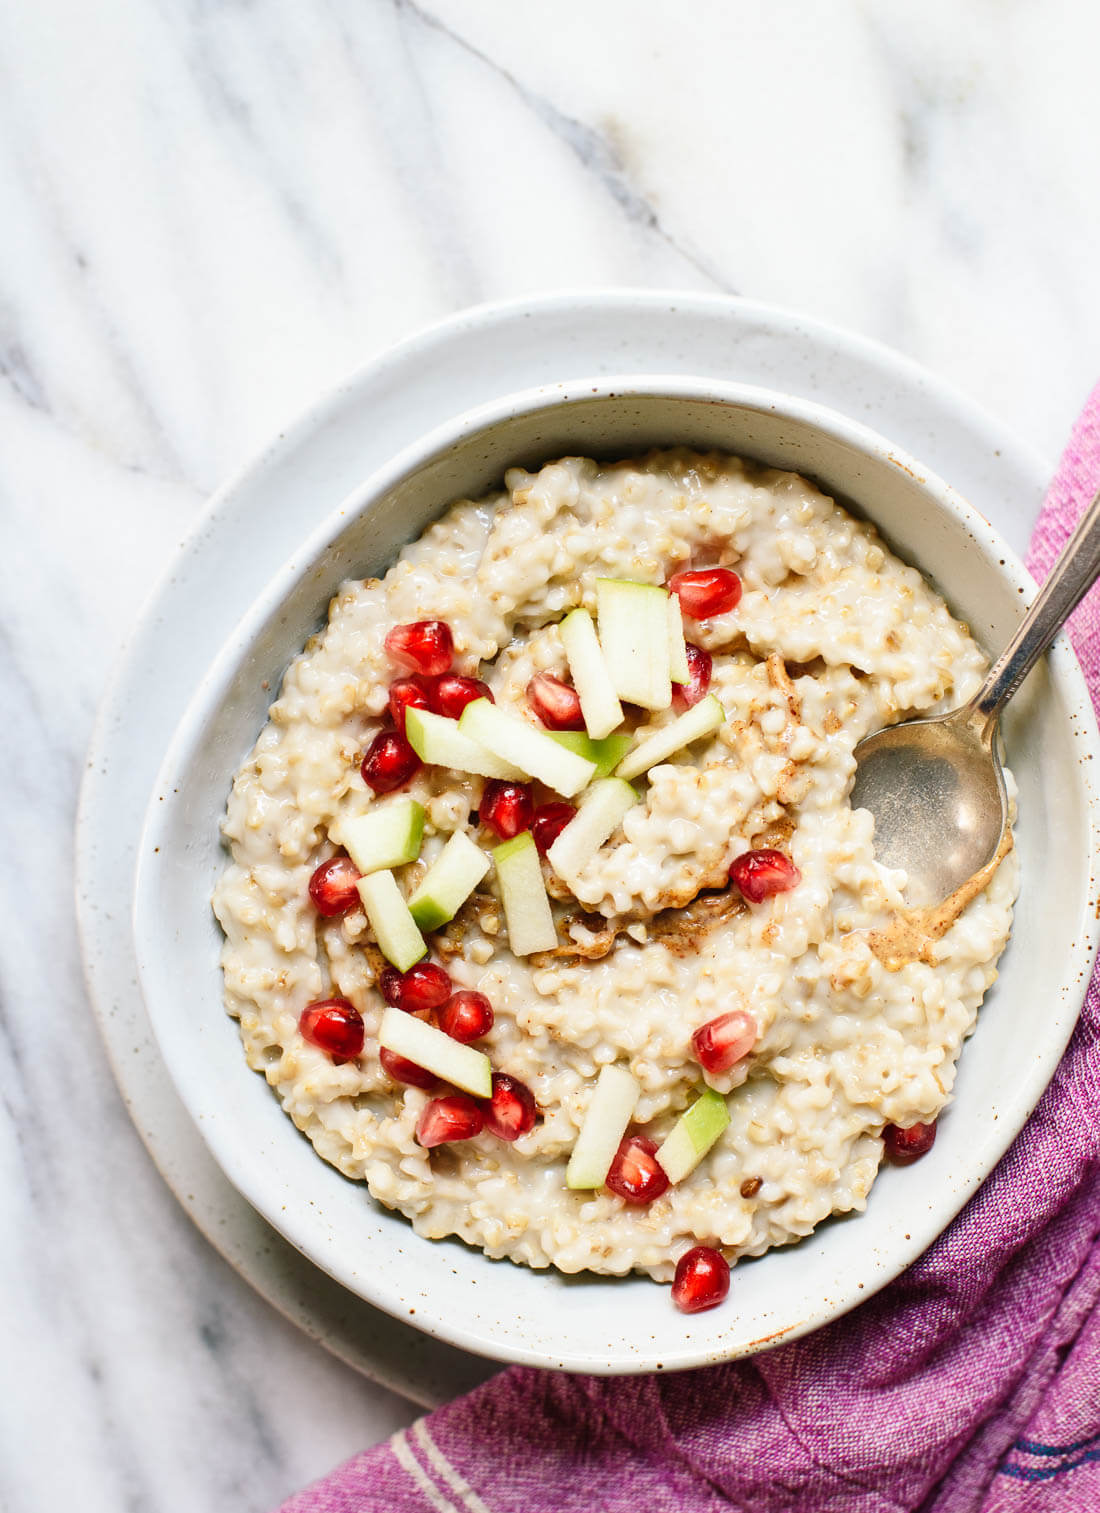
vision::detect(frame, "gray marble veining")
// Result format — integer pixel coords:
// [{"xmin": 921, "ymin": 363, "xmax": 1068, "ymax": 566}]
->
[{"xmin": 4, "ymin": 1, "xmax": 1100, "ymax": 1508}]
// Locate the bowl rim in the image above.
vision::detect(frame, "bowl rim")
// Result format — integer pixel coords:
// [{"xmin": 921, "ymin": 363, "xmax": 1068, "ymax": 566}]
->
[{"xmin": 132, "ymin": 371, "xmax": 1100, "ymax": 1373}]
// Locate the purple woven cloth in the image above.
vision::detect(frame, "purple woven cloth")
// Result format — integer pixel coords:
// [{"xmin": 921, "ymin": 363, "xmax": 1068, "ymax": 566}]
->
[{"xmin": 282, "ymin": 386, "xmax": 1100, "ymax": 1513}]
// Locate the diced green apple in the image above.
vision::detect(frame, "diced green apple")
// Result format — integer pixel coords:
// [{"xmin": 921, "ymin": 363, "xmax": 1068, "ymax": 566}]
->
[
  {"xmin": 549, "ymin": 730, "xmax": 632, "ymax": 780},
  {"xmin": 407, "ymin": 830, "xmax": 491, "ymax": 931},
  {"xmin": 565, "ymin": 1064, "xmax": 641, "ymax": 1189},
  {"xmin": 458, "ymin": 699, "xmax": 596, "ymax": 797},
  {"xmin": 558, "ymin": 608, "xmax": 624, "ymax": 740},
  {"xmin": 595, "ymin": 579, "xmax": 672, "ymax": 711},
  {"xmin": 493, "ymin": 831, "xmax": 557, "ymax": 955},
  {"xmin": 356, "ymin": 870, "xmax": 427, "ymax": 971},
  {"xmin": 405, "ymin": 705, "xmax": 525, "ymax": 781},
  {"xmin": 654, "ymin": 1088, "xmax": 730, "ymax": 1184},
  {"xmin": 546, "ymin": 777, "xmax": 638, "ymax": 882},
  {"xmin": 615, "ymin": 695, "xmax": 726, "ymax": 782},
  {"xmin": 378, "ymin": 1006, "xmax": 492, "ymax": 1097},
  {"xmin": 336, "ymin": 799, "xmax": 425, "ymax": 875},
  {"xmin": 667, "ymin": 592, "xmax": 691, "ymax": 684}
]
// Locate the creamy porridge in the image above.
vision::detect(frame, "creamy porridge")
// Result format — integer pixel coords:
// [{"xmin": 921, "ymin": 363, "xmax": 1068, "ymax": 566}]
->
[{"xmin": 212, "ymin": 450, "xmax": 1017, "ymax": 1301}]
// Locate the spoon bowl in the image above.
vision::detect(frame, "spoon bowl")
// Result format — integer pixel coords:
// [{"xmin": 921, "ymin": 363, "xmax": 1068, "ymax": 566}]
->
[{"xmin": 853, "ymin": 486, "xmax": 1100, "ymax": 903}]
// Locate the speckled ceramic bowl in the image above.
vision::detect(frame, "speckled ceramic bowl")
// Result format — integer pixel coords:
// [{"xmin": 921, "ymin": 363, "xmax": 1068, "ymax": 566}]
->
[{"xmin": 132, "ymin": 375, "xmax": 1100, "ymax": 1374}]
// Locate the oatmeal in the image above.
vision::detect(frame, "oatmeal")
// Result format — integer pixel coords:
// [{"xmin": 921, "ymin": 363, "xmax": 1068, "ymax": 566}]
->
[{"xmin": 212, "ymin": 451, "xmax": 1017, "ymax": 1284}]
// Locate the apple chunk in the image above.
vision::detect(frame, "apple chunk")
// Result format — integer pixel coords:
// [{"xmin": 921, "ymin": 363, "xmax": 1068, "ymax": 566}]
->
[
  {"xmin": 667, "ymin": 592, "xmax": 691, "ymax": 684},
  {"xmin": 595, "ymin": 579, "xmax": 672, "ymax": 711},
  {"xmin": 405, "ymin": 706, "xmax": 525, "ymax": 781},
  {"xmin": 558, "ymin": 608, "xmax": 623, "ymax": 739},
  {"xmin": 546, "ymin": 777, "xmax": 637, "ymax": 882},
  {"xmin": 493, "ymin": 831, "xmax": 557, "ymax": 955},
  {"xmin": 336, "ymin": 799, "xmax": 424, "ymax": 875},
  {"xmin": 548, "ymin": 730, "xmax": 632, "ymax": 779},
  {"xmin": 407, "ymin": 830, "xmax": 491, "ymax": 932},
  {"xmin": 458, "ymin": 699, "xmax": 596, "ymax": 797},
  {"xmin": 615, "ymin": 695, "xmax": 726, "ymax": 781},
  {"xmin": 565, "ymin": 1064, "xmax": 641, "ymax": 1189},
  {"xmin": 356, "ymin": 870, "xmax": 427, "ymax": 971},
  {"xmin": 378, "ymin": 1006, "xmax": 492, "ymax": 1097},
  {"xmin": 655, "ymin": 1088, "xmax": 730, "ymax": 1184}
]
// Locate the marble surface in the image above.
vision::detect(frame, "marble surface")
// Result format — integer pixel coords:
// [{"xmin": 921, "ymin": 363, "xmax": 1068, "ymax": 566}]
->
[{"xmin": 5, "ymin": 2, "xmax": 1100, "ymax": 1509}]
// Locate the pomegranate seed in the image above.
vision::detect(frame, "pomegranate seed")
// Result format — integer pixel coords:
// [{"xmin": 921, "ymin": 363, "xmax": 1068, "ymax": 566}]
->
[
  {"xmin": 397, "ymin": 961, "xmax": 452, "ymax": 1014},
  {"xmin": 692, "ymin": 1010, "xmax": 757, "ymax": 1076},
  {"xmin": 532, "ymin": 801, "xmax": 577, "ymax": 854},
  {"xmin": 480, "ymin": 779, "xmax": 535, "ymax": 841},
  {"xmin": 672, "ymin": 644, "xmax": 713, "ymax": 711},
  {"xmin": 388, "ymin": 676, "xmax": 435, "ymax": 734},
  {"xmin": 416, "ymin": 1094, "xmax": 485, "ymax": 1148},
  {"xmin": 438, "ymin": 990, "xmax": 494, "ymax": 1043},
  {"xmin": 883, "ymin": 1121, "xmax": 937, "ymax": 1164},
  {"xmin": 361, "ymin": 729, "xmax": 421, "ymax": 793},
  {"xmin": 527, "ymin": 672, "xmax": 585, "ymax": 730},
  {"xmin": 378, "ymin": 967, "xmax": 403, "ymax": 1006},
  {"xmin": 308, "ymin": 855, "xmax": 362, "ymax": 916},
  {"xmin": 729, "ymin": 848, "xmax": 801, "ymax": 902},
  {"xmin": 298, "ymin": 999, "xmax": 364, "ymax": 1060},
  {"xmin": 379, "ymin": 1046, "xmax": 436, "ymax": 1090},
  {"xmin": 671, "ymin": 1246, "xmax": 730, "ymax": 1314},
  {"xmin": 605, "ymin": 1134, "xmax": 670, "ymax": 1205},
  {"xmin": 669, "ymin": 567, "xmax": 742, "ymax": 619},
  {"xmin": 384, "ymin": 620, "xmax": 454, "ymax": 678},
  {"xmin": 432, "ymin": 674, "xmax": 493, "ymax": 720},
  {"xmin": 481, "ymin": 1073, "xmax": 537, "ymax": 1141}
]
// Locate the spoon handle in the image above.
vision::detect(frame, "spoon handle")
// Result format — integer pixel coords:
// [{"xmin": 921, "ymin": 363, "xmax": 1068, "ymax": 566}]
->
[{"xmin": 973, "ymin": 485, "xmax": 1100, "ymax": 731}]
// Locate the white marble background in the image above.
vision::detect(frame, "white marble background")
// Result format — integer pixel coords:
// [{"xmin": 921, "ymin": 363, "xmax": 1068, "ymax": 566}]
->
[{"xmin": 4, "ymin": 2, "xmax": 1100, "ymax": 1509}]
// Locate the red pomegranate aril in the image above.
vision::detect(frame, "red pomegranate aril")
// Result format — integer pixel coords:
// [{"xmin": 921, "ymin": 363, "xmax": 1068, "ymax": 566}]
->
[
  {"xmin": 438, "ymin": 990, "xmax": 495, "ymax": 1043},
  {"xmin": 532, "ymin": 801, "xmax": 577, "ymax": 855},
  {"xmin": 379, "ymin": 1046, "xmax": 436, "ymax": 1090},
  {"xmin": 527, "ymin": 672, "xmax": 585, "ymax": 731},
  {"xmin": 883, "ymin": 1120, "xmax": 937, "ymax": 1164},
  {"xmin": 729, "ymin": 848, "xmax": 801, "ymax": 903},
  {"xmin": 378, "ymin": 966, "xmax": 403, "ymax": 1006},
  {"xmin": 361, "ymin": 729, "xmax": 422, "ymax": 793},
  {"xmin": 671, "ymin": 1246, "xmax": 730, "ymax": 1314},
  {"xmin": 672, "ymin": 643, "xmax": 713, "ymax": 711},
  {"xmin": 384, "ymin": 620, "xmax": 454, "ymax": 678},
  {"xmin": 432, "ymin": 674, "xmax": 493, "ymax": 720},
  {"xmin": 669, "ymin": 567, "xmax": 742, "ymax": 619},
  {"xmin": 480, "ymin": 779, "xmax": 535, "ymax": 841},
  {"xmin": 481, "ymin": 1073, "xmax": 537, "ymax": 1142},
  {"xmin": 308, "ymin": 855, "xmax": 362, "ymax": 916},
  {"xmin": 416, "ymin": 1094, "xmax": 485, "ymax": 1148},
  {"xmin": 388, "ymin": 675, "xmax": 435, "ymax": 734},
  {"xmin": 397, "ymin": 961, "xmax": 453, "ymax": 1014},
  {"xmin": 298, "ymin": 999, "xmax": 365, "ymax": 1061},
  {"xmin": 605, "ymin": 1134, "xmax": 670, "ymax": 1205},
  {"xmin": 692, "ymin": 1010, "xmax": 757, "ymax": 1076}
]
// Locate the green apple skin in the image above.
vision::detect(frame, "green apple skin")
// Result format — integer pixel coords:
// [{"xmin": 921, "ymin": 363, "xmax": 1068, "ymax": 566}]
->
[
  {"xmin": 338, "ymin": 799, "xmax": 425, "ymax": 875},
  {"xmin": 407, "ymin": 830, "xmax": 490, "ymax": 931},
  {"xmin": 549, "ymin": 730, "xmax": 632, "ymax": 779},
  {"xmin": 655, "ymin": 1088, "xmax": 730, "ymax": 1184}
]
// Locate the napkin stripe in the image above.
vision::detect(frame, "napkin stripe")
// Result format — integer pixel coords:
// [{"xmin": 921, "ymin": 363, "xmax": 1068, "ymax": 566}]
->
[
  {"xmin": 391, "ymin": 1427, "xmax": 463, "ymax": 1513},
  {"xmin": 412, "ymin": 1419, "xmax": 492, "ymax": 1513}
]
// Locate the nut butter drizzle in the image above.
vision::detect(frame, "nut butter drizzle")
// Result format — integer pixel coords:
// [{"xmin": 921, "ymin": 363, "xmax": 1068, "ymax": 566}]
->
[{"xmin": 865, "ymin": 826, "xmax": 1015, "ymax": 972}]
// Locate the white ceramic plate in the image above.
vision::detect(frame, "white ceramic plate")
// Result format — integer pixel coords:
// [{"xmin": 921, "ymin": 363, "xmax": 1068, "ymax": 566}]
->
[
  {"xmin": 134, "ymin": 372, "xmax": 1100, "ymax": 1374},
  {"xmin": 77, "ymin": 291, "xmax": 1092, "ymax": 1400}
]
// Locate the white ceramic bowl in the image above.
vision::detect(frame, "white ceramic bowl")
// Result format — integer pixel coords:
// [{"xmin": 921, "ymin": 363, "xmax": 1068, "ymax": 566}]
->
[{"xmin": 133, "ymin": 375, "xmax": 1100, "ymax": 1374}]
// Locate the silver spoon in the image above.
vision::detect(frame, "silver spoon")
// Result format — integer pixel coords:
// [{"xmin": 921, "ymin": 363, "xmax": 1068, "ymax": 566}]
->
[{"xmin": 850, "ymin": 486, "xmax": 1100, "ymax": 907}]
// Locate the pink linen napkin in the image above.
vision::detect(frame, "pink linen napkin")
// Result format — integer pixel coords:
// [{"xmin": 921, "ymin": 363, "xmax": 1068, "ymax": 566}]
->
[{"xmin": 281, "ymin": 384, "xmax": 1100, "ymax": 1513}]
